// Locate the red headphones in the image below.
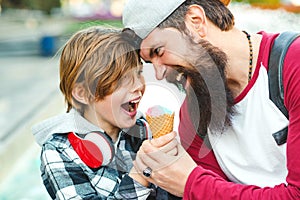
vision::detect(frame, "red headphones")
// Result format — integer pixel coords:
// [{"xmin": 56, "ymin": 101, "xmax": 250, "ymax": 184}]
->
[
  {"xmin": 68, "ymin": 118, "xmax": 149, "ymax": 168},
  {"xmin": 68, "ymin": 131, "xmax": 114, "ymax": 168}
]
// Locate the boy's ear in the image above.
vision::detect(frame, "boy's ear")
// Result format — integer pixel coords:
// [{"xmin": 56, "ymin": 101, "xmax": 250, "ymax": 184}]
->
[
  {"xmin": 72, "ymin": 83, "xmax": 89, "ymax": 105},
  {"xmin": 184, "ymin": 5, "xmax": 207, "ymax": 38}
]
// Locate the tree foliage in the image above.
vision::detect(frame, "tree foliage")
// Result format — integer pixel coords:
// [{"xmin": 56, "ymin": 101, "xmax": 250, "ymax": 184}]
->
[{"xmin": 1, "ymin": 0, "xmax": 61, "ymax": 14}]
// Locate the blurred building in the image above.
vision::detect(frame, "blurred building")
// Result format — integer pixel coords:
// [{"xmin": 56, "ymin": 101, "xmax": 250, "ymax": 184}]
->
[
  {"xmin": 281, "ymin": 0, "xmax": 300, "ymax": 12},
  {"xmin": 61, "ymin": 0, "xmax": 126, "ymax": 20},
  {"xmin": 248, "ymin": 0, "xmax": 300, "ymax": 12},
  {"xmin": 282, "ymin": 0, "xmax": 300, "ymax": 6}
]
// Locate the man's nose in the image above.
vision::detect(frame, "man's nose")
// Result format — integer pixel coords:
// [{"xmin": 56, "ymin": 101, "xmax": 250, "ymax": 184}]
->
[{"xmin": 152, "ymin": 62, "xmax": 166, "ymax": 80}]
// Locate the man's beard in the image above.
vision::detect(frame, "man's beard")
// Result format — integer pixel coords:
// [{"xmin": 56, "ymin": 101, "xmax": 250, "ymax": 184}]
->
[{"xmin": 166, "ymin": 37, "xmax": 235, "ymax": 138}]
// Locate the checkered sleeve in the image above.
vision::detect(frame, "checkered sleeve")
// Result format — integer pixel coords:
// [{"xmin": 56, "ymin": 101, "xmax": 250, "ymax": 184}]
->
[
  {"xmin": 40, "ymin": 135, "xmax": 153, "ymax": 199},
  {"xmin": 41, "ymin": 140, "xmax": 112, "ymax": 199},
  {"xmin": 116, "ymin": 174, "xmax": 154, "ymax": 199}
]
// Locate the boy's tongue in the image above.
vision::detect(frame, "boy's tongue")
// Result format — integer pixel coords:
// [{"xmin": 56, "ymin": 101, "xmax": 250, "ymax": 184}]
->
[{"xmin": 121, "ymin": 101, "xmax": 137, "ymax": 113}]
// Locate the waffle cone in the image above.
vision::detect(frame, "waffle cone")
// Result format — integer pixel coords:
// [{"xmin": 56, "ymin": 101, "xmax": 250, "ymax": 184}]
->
[{"xmin": 146, "ymin": 113, "xmax": 174, "ymax": 138}]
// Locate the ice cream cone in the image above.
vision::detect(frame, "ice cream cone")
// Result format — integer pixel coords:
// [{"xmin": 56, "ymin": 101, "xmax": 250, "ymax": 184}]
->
[{"xmin": 146, "ymin": 105, "xmax": 174, "ymax": 138}]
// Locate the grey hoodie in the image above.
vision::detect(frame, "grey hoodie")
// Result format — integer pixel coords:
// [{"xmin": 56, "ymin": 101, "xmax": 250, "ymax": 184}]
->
[
  {"xmin": 32, "ymin": 109, "xmax": 145, "ymax": 146},
  {"xmin": 32, "ymin": 109, "xmax": 104, "ymax": 146}
]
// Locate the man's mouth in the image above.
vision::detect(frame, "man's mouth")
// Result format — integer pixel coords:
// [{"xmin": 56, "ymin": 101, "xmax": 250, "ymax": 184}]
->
[
  {"xmin": 176, "ymin": 72, "xmax": 186, "ymax": 86},
  {"xmin": 165, "ymin": 67, "xmax": 188, "ymax": 92},
  {"xmin": 174, "ymin": 72, "xmax": 187, "ymax": 92}
]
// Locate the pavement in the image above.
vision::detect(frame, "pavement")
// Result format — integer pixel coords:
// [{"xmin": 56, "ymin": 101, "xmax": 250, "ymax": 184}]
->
[
  {"xmin": 0, "ymin": 10, "xmax": 68, "ymax": 200},
  {"xmin": 0, "ymin": 3, "xmax": 299, "ymax": 200},
  {"xmin": 0, "ymin": 55, "xmax": 65, "ymax": 199},
  {"xmin": 0, "ymin": 9, "xmax": 75, "ymax": 57}
]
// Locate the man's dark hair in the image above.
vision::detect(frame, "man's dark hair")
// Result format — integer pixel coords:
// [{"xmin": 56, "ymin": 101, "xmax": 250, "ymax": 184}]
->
[{"xmin": 159, "ymin": 0, "xmax": 234, "ymax": 33}]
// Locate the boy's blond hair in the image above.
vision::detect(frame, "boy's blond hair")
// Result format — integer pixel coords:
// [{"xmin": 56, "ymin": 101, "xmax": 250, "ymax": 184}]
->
[{"xmin": 59, "ymin": 27, "xmax": 141, "ymax": 112}]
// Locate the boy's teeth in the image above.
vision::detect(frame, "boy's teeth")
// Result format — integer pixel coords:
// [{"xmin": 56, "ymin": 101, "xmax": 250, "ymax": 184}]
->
[{"xmin": 130, "ymin": 99, "xmax": 140, "ymax": 104}]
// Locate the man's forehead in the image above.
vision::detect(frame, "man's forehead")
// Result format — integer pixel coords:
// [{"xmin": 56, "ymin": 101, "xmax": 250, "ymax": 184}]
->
[
  {"xmin": 140, "ymin": 29, "xmax": 161, "ymax": 48},
  {"xmin": 139, "ymin": 48, "xmax": 155, "ymax": 62},
  {"xmin": 139, "ymin": 29, "xmax": 161, "ymax": 60},
  {"xmin": 139, "ymin": 48, "xmax": 151, "ymax": 62},
  {"xmin": 140, "ymin": 28, "xmax": 188, "ymax": 59},
  {"xmin": 141, "ymin": 28, "xmax": 182, "ymax": 47}
]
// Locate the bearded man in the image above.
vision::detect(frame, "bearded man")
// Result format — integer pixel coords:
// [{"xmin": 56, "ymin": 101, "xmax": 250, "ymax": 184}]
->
[{"xmin": 123, "ymin": 0, "xmax": 300, "ymax": 199}]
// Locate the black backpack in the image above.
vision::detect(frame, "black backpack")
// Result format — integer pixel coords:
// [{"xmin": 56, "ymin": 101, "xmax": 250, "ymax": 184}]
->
[{"xmin": 268, "ymin": 31, "xmax": 300, "ymax": 145}]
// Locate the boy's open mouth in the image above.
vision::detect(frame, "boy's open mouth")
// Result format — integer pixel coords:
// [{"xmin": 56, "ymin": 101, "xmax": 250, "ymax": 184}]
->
[{"xmin": 121, "ymin": 98, "xmax": 141, "ymax": 113}]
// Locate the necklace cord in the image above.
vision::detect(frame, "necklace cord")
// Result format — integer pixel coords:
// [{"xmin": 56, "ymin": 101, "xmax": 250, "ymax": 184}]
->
[{"xmin": 242, "ymin": 30, "xmax": 253, "ymax": 83}]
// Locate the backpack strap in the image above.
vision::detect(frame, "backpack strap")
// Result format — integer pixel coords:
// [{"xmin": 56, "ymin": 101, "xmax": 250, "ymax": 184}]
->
[{"xmin": 268, "ymin": 31, "xmax": 300, "ymax": 145}]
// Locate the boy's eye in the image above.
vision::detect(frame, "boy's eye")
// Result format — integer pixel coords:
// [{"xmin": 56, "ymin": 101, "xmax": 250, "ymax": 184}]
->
[
  {"xmin": 137, "ymin": 65, "xmax": 143, "ymax": 75},
  {"xmin": 138, "ymin": 69, "xmax": 143, "ymax": 76}
]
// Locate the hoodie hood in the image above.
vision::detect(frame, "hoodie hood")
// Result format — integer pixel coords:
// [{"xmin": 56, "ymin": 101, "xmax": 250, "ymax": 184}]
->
[
  {"xmin": 32, "ymin": 109, "xmax": 145, "ymax": 146},
  {"xmin": 32, "ymin": 109, "xmax": 105, "ymax": 146}
]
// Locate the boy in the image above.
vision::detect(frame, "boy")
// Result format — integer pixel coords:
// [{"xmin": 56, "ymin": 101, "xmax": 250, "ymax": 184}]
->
[{"xmin": 32, "ymin": 27, "xmax": 176, "ymax": 199}]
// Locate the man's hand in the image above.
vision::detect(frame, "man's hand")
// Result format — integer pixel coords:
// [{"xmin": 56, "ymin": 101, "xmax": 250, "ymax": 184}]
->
[
  {"xmin": 134, "ymin": 131, "xmax": 197, "ymax": 197},
  {"xmin": 128, "ymin": 165, "xmax": 149, "ymax": 187}
]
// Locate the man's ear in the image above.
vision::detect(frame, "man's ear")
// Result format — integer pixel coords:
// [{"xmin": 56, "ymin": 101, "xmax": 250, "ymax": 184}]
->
[
  {"xmin": 184, "ymin": 5, "xmax": 207, "ymax": 38},
  {"xmin": 72, "ymin": 83, "xmax": 89, "ymax": 105}
]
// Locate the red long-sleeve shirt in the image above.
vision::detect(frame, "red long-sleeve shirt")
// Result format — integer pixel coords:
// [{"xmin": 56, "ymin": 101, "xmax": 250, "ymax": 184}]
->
[{"xmin": 179, "ymin": 32, "xmax": 300, "ymax": 199}]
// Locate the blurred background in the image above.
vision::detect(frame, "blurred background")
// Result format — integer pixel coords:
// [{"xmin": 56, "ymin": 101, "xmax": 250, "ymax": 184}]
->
[{"xmin": 0, "ymin": 0, "xmax": 299, "ymax": 199}]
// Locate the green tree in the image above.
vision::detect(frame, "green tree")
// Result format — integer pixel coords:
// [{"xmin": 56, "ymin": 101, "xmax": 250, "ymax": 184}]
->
[
  {"xmin": 2, "ymin": 0, "xmax": 61, "ymax": 14},
  {"xmin": 249, "ymin": 0, "xmax": 281, "ymax": 8},
  {"xmin": 2, "ymin": 0, "xmax": 24, "ymax": 8}
]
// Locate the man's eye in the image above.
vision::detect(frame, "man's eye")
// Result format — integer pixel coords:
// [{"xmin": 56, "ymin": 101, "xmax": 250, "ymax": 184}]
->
[{"xmin": 154, "ymin": 47, "xmax": 162, "ymax": 56}]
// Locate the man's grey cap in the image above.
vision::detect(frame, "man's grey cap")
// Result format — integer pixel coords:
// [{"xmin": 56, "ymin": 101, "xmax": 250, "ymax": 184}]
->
[{"xmin": 123, "ymin": 0, "xmax": 185, "ymax": 39}]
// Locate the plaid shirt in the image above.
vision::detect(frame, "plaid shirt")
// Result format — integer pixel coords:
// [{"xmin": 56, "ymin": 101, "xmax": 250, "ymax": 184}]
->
[
  {"xmin": 33, "ymin": 109, "xmax": 181, "ymax": 200},
  {"xmin": 41, "ymin": 132, "xmax": 156, "ymax": 199}
]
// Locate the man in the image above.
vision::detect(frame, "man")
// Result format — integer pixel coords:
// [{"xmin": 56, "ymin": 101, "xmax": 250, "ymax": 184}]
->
[{"xmin": 122, "ymin": 0, "xmax": 300, "ymax": 199}]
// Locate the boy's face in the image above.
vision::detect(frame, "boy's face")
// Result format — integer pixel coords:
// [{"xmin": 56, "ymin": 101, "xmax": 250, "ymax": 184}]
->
[{"xmin": 85, "ymin": 65, "xmax": 145, "ymax": 132}]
